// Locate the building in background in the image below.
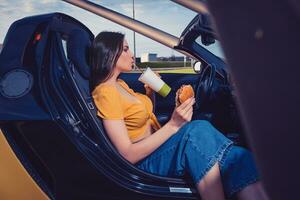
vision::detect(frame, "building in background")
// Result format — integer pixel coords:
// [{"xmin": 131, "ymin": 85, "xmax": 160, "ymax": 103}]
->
[
  {"xmin": 141, "ymin": 53, "xmax": 157, "ymax": 62},
  {"xmin": 157, "ymin": 56, "xmax": 191, "ymax": 62}
]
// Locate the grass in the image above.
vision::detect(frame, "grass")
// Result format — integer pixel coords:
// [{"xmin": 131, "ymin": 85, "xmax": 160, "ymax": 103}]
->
[
  {"xmin": 157, "ymin": 68, "xmax": 195, "ymax": 74},
  {"xmin": 132, "ymin": 61, "xmax": 196, "ymax": 74},
  {"xmin": 129, "ymin": 68, "xmax": 196, "ymax": 74},
  {"xmin": 130, "ymin": 67, "xmax": 196, "ymax": 74},
  {"xmin": 138, "ymin": 61, "xmax": 192, "ymax": 68}
]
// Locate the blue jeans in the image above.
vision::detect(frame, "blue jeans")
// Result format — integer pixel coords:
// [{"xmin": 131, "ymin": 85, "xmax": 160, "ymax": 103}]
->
[{"xmin": 136, "ymin": 120, "xmax": 259, "ymax": 198}]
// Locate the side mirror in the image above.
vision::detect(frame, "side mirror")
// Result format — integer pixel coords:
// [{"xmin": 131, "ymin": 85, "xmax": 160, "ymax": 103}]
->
[{"xmin": 193, "ymin": 61, "xmax": 202, "ymax": 73}]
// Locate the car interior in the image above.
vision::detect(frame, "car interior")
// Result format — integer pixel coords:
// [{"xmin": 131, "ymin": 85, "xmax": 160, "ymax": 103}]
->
[
  {"xmin": 0, "ymin": 12, "xmax": 245, "ymax": 200},
  {"xmin": 2, "ymin": 0, "xmax": 300, "ymax": 199}
]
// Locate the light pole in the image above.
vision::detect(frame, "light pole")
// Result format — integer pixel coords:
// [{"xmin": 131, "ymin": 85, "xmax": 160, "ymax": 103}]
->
[{"xmin": 132, "ymin": 0, "xmax": 136, "ymax": 62}]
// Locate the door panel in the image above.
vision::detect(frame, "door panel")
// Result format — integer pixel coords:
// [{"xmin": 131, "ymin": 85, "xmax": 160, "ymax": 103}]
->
[{"xmin": 0, "ymin": 129, "xmax": 50, "ymax": 200}]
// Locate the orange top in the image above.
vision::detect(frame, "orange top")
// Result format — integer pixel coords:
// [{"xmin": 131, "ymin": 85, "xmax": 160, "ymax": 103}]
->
[{"xmin": 92, "ymin": 79, "xmax": 161, "ymax": 142}]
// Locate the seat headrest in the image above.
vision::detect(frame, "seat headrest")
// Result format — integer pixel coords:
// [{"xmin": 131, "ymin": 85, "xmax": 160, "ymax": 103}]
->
[{"xmin": 66, "ymin": 29, "xmax": 92, "ymax": 79}]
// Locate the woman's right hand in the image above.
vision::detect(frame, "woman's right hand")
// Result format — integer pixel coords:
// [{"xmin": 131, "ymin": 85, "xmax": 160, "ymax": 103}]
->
[{"xmin": 167, "ymin": 97, "xmax": 196, "ymax": 133}]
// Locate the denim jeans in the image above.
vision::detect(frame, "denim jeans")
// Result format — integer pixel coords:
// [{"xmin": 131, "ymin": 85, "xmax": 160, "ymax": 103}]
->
[{"xmin": 136, "ymin": 120, "xmax": 259, "ymax": 198}]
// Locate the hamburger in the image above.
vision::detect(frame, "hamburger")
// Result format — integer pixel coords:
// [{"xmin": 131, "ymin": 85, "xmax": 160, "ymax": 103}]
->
[{"xmin": 175, "ymin": 85, "xmax": 195, "ymax": 107}]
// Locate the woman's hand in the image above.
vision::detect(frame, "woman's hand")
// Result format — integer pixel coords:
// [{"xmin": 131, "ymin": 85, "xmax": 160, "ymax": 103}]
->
[
  {"xmin": 167, "ymin": 97, "xmax": 196, "ymax": 133},
  {"xmin": 144, "ymin": 71, "xmax": 161, "ymax": 96}
]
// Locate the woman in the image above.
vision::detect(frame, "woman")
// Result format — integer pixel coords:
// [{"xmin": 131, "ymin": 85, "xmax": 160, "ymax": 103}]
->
[{"xmin": 90, "ymin": 31, "xmax": 269, "ymax": 200}]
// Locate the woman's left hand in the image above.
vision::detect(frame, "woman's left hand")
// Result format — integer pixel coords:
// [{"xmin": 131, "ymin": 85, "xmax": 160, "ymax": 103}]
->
[{"xmin": 144, "ymin": 71, "xmax": 161, "ymax": 96}]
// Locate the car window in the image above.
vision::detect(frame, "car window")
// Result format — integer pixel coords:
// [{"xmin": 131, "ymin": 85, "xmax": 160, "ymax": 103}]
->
[
  {"xmin": 195, "ymin": 36, "xmax": 226, "ymax": 60},
  {"xmin": 134, "ymin": 37, "xmax": 226, "ymax": 75},
  {"xmin": 137, "ymin": 59, "xmax": 195, "ymax": 74}
]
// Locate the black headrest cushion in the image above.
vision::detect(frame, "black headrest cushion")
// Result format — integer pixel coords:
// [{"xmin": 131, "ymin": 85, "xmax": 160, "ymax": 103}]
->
[{"xmin": 66, "ymin": 29, "xmax": 92, "ymax": 79}]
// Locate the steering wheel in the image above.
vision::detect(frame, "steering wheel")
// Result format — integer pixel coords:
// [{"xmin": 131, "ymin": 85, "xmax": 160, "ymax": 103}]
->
[{"xmin": 195, "ymin": 64, "xmax": 216, "ymax": 110}]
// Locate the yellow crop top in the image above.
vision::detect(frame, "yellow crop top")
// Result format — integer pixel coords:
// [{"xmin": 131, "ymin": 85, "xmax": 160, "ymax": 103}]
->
[{"xmin": 92, "ymin": 79, "xmax": 161, "ymax": 142}]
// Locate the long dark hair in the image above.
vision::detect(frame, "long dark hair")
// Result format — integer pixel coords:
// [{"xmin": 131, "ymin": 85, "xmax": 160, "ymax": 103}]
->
[{"xmin": 90, "ymin": 31, "xmax": 125, "ymax": 91}]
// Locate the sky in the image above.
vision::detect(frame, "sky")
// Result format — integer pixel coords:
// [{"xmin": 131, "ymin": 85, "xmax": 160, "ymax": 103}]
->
[{"xmin": 0, "ymin": 0, "xmax": 198, "ymax": 57}]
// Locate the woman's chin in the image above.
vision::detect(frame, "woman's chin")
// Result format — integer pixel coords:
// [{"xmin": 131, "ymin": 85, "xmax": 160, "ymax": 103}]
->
[
  {"xmin": 119, "ymin": 63, "xmax": 135, "ymax": 72},
  {"xmin": 121, "ymin": 68, "xmax": 133, "ymax": 73}
]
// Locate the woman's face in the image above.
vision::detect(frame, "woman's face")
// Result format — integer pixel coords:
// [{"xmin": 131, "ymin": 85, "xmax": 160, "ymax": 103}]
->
[{"xmin": 115, "ymin": 39, "xmax": 134, "ymax": 72}]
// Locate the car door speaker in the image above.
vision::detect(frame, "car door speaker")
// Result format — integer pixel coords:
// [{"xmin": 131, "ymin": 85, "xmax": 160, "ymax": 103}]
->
[{"xmin": 0, "ymin": 69, "xmax": 33, "ymax": 99}]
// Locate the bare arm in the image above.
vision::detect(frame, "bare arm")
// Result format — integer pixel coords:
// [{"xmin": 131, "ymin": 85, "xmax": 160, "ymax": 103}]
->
[
  {"xmin": 102, "ymin": 97, "xmax": 195, "ymax": 164},
  {"xmin": 103, "ymin": 119, "xmax": 177, "ymax": 164}
]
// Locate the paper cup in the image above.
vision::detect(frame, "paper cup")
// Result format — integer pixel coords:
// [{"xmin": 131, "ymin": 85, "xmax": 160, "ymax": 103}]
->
[{"xmin": 138, "ymin": 67, "xmax": 171, "ymax": 97}]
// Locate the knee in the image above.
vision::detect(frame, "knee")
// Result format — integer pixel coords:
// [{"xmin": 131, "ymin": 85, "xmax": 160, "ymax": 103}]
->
[
  {"xmin": 176, "ymin": 121, "xmax": 216, "ymax": 148},
  {"xmin": 184, "ymin": 120, "xmax": 220, "ymax": 138},
  {"xmin": 183, "ymin": 120, "xmax": 212, "ymax": 135},
  {"xmin": 188, "ymin": 120, "xmax": 211, "ymax": 128}
]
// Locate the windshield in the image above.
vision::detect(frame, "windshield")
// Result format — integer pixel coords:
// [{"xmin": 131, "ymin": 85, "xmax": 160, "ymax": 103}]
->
[{"xmin": 195, "ymin": 36, "xmax": 226, "ymax": 60}]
